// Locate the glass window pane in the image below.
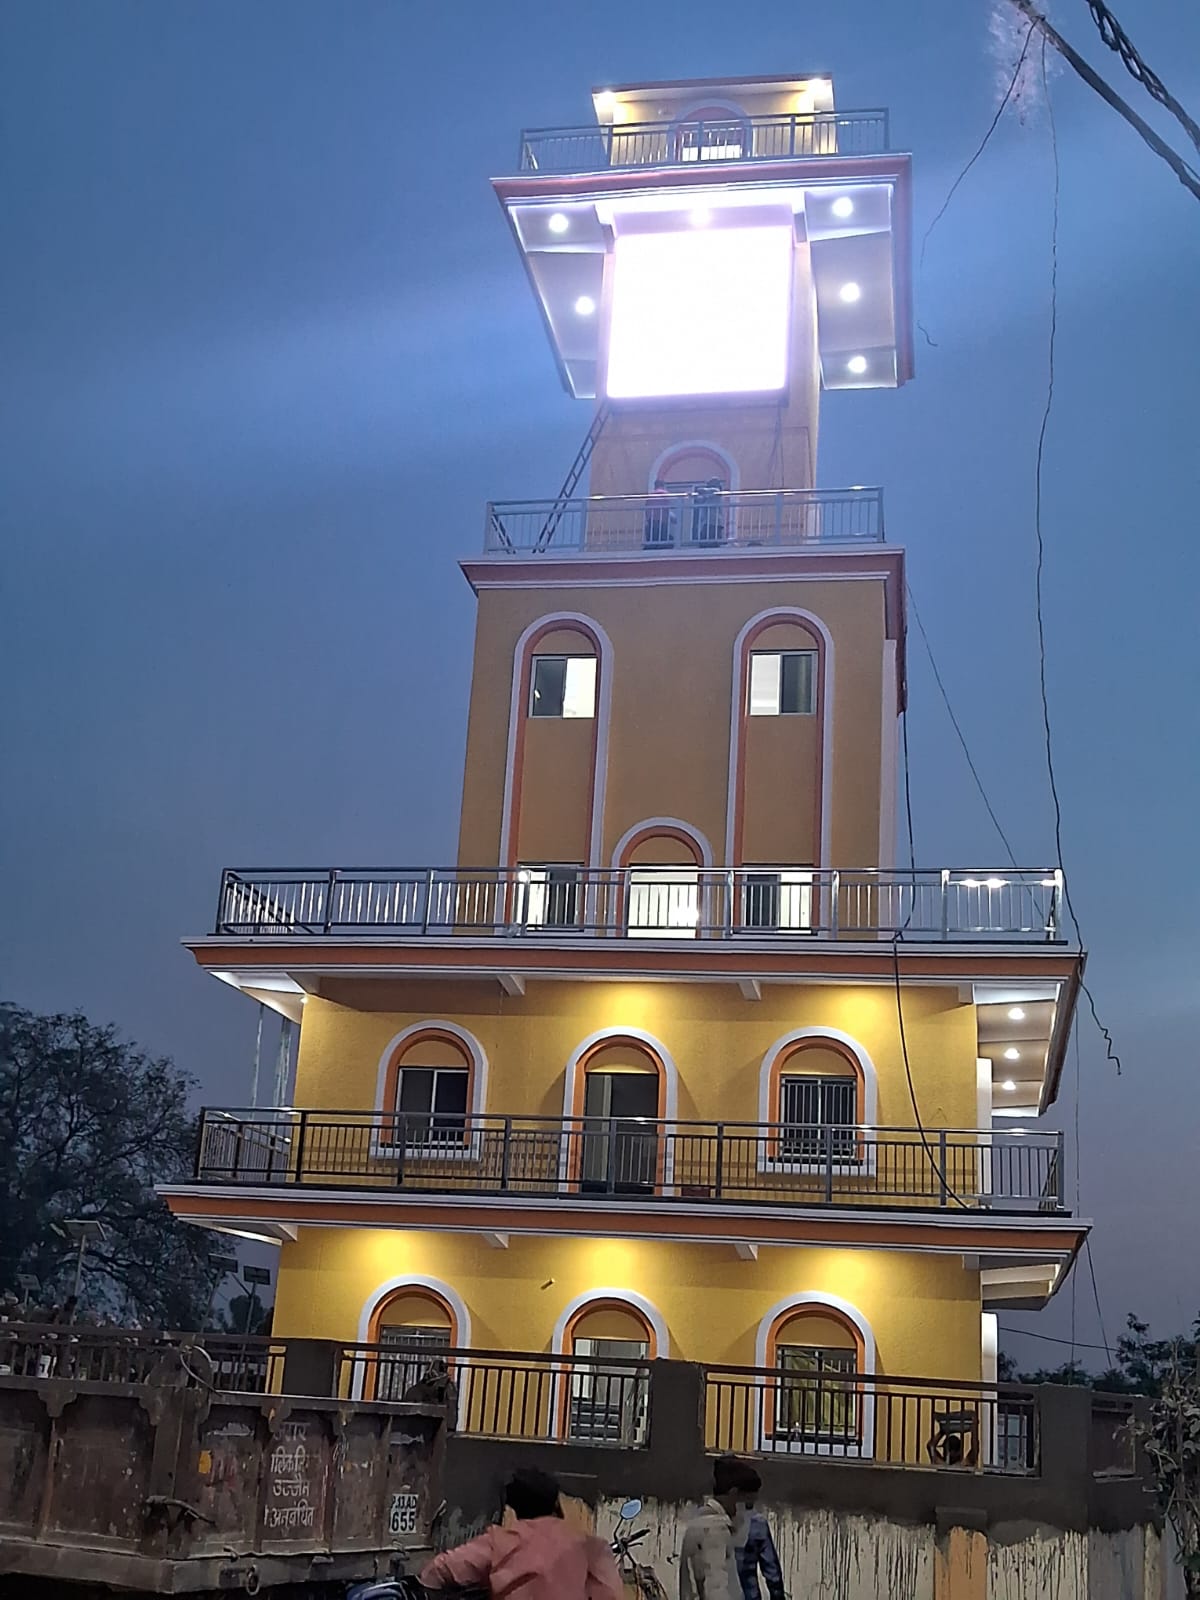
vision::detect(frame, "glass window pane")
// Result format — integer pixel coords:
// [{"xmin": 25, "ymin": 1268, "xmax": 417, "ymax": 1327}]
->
[
  {"xmin": 562, "ymin": 657, "xmax": 597, "ymax": 719},
  {"xmin": 433, "ymin": 1070, "xmax": 469, "ymax": 1116},
  {"xmin": 531, "ymin": 657, "xmax": 567, "ymax": 717},
  {"xmin": 780, "ymin": 652, "xmax": 816, "ymax": 714},
  {"xmin": 398, "ymin": 1068, "xmax": 433, "ymax": 1114},
  {"xmin": 749, "ymin": 652, "xmax": 781, "ymax": 716}
]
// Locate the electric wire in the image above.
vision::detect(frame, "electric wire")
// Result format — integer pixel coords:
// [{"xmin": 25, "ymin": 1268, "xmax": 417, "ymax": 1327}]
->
[
  {"xmin": 1080, "ymin": 0, "xmax": 1200, "ymax": 156},
  {"xmin": 1031, "ymin": 39, "xmax": 1123, "ymax": 1076},
  {"xmin": 906, "ymin": 584, "xmax": 1019, "ymax": 868},
  {"xmin": 998, "ymin": 1325, "xmax": 1113, "ymax": 1354}
]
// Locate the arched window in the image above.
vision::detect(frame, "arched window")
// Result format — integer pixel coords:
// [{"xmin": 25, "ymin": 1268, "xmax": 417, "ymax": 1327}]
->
[
  {"xmin": 365, "ymin": 1281, "xmax": 462, "ymax": 1403},
  {"xmin": 614, "ymin": 820, "xmax": 711, "ymax": 939},
  {"xmin": 672, "ymin": 103, "xmax": 752, "ymax": 163},
  {"xmin": 758, "ymin": 1029, "xmax": 877, "ymax": 1170},
  {"xmin": 645, "ymin": 445, "xmax": 735, "ymax": 549},
  {"xmin": 555, "ymin": 1290, "xmax": 666, "ymax": 1446},
  {"xmin": 757, "ymin": 1293, "xmax": 875, "ymax": 1456},
  {"xmin": 376, "ymin": 1023, "xmax": 487, "ymax": 1152}
]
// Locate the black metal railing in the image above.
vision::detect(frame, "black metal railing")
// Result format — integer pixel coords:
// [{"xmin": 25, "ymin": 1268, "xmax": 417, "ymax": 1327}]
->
[
  {"xmin": 518, "ymin": 110, "xmax": 890, "ymax": 173},
  {"xmin": 213, "ymin": 866, "xmax": 1065, "ymax": 944},
  {"xmin": 335, "ymin": 1341, "xmax": 651, "ymax": 1447},
  {"xmin": 194, "ymin": 1110, "xmax": 1066, "ymax": 1213},
  {"xmin": 486, "ymin": 487, "xmax": 883, "ymax": 555},
  {"xmin": 705, "ymin": 1363, "xmax": 1040, "ymax": 1473},
  {"xmin": 0, "ymin": 1323, "xmax": 286, "ymax": 1392}
]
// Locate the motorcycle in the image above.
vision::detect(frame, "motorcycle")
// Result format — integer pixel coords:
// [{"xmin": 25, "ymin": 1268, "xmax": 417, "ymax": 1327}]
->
[{"xmin": 611, "ymin": 1498, "xmax": 668, "ymax": 1600}]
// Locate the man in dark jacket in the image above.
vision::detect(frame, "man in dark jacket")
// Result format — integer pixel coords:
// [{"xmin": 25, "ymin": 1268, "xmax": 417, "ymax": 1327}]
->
[{"xmin": 734, "ymin": 1509, "xmax": 786, "ymax": 1600}]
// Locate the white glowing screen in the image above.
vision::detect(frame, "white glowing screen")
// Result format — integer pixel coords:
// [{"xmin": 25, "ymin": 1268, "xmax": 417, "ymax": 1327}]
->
[{"xmin": 605, "ymin": 225, "xmax": 793, "ymax": 399}]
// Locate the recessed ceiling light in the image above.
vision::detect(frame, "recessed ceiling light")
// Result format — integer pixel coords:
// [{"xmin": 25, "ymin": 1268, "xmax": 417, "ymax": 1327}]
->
[
  {"xmin": 1001, "ymin": 1079, "xmax": 1017, "ymax": 1092},
  {"xmin": 1008, "ymin": 1006, "xmax": 1026, "ymax": 1022},
  {"xmin": 595, "ymin": 90, "xmax": 617, "ymax": 115},
  {"xmin": 548, "ymin": 212, "xmax": 570, "ymax": 235},
  {"xmin": 689, "ymin": 205, "xmax": 712, "ymax": 227},
  {"xmin": 573, "ymin": 295, "xmax": 596, "ymax": 316},
  {"xmin": 839, "ymin": 282, "xmax": 862, "ymax": 303},
  {"xmin": 847, "ymin": 355, "xmax": 868, "ymax": 375},
  {"xmin": 1004, "ymin": 1047, "xmax": 1021, "ymax": 1061},
  {"xmin": 832, "ymin": 196, "xmax": 854, "ymax": 219}
]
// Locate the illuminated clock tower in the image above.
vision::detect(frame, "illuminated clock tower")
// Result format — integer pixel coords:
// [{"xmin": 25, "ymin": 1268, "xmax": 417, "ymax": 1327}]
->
[{"xmin": 172, "ymin": 73, "xmax": 1083, "ymax": 1459}]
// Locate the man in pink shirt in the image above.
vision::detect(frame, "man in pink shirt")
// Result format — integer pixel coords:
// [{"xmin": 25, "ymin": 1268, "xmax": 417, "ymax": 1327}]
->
[{"xmin": 420, "ymin": 1468, "xmax": 623, "ymax": 1600}]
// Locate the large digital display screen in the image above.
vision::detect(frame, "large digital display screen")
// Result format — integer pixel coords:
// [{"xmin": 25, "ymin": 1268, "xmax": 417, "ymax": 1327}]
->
[{"xmin": 604, "ymin": 225, "xmax": 793, "ymax": 400}]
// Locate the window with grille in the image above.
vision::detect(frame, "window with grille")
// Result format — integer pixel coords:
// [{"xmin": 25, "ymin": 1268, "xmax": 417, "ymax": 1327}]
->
[
  {"xmin": 780, "ymin": 1074, "xmax": 857, "ymax": 1160},
  {"xmin": 377, "ymin": 1324, "xmax": 451, "ymax": 1401},
  {"xmin": 776, "ymin": 1343, "xmax": 858, "ymax": 1442},
  {"xmin": 748, "ymin": 650, "xmax": 816, "ymax": 715},
  {"xmin": 741, "ymin": 870, "xmax": 813, "ymax": 931},
  {"xmin": 396, "ymin": 1066, "xmax": 469, "ymax": 1147}
]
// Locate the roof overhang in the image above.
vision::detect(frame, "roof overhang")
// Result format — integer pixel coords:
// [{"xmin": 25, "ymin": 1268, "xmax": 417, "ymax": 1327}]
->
[{"xmin": 493, "ymin": 155, "xmax": 913, "ymax": 399}]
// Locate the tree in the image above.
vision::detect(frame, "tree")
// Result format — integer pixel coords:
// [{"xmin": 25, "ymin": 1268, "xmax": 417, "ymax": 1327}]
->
[
  {"xmin": 1003, "ymin": 1314, "xmax": 1198, "ymax": 1397},
  {"xmin": 0, "ymin": 1002, "xmax": 217, "ymax": 1328},
  {"xmin": 220, "ymin": 1291, "xmax": 274, "ymax": 1336},
  {"xmin": 1139, "ymin": 1353, "xmax": 1200, "ymax": 1597}
]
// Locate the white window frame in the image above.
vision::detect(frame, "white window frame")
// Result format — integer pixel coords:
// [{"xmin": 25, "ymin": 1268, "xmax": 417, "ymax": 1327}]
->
[
  {"xmin": 530, "ymin": 655, "xmax": 597, "ymax": 720},
  {"xmin": 748, "ymin": 650, "xmax": 817, "ymax": 716}
]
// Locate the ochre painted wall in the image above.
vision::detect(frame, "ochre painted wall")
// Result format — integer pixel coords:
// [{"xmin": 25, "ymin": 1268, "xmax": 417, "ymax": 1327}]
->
[
  {"xmin": 295, "ymin": 980, "xmax": 977, "ymax": 1129},
  {"xmin": 456, "ymin": 575, "xmax": 892, "ymax": 874},
  {"xmin": 272, "ymin": 1227, "xmax": 983, "ymax": 1380}
]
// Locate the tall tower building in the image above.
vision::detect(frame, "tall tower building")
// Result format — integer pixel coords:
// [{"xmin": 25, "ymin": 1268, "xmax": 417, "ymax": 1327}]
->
[{"xmin": 166, "ymin": 76, "xmax": 1086, "ymax": 1455}]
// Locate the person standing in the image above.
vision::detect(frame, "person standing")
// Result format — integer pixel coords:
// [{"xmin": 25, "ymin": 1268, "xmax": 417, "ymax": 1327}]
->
[
  {"xmin": 679, "ymin": 1456, "xmax": 761, "ymax": 1600},
  {"xmin": 420, "ymin": 1466, "xmax": 622, "ymax": 1600},
  {"xmin": 734, "ymin": 1507, "xmax": 786, "ymax": 1600}
]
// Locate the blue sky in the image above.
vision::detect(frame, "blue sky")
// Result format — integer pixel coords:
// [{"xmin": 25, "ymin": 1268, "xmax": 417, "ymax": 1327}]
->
[{"xmin": 2, "ymin": 0, "xmax": 1198, "ymax": 1352}]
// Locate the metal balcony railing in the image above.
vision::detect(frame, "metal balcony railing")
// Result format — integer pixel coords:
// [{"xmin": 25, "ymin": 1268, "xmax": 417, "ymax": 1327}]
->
[
  {"xmin": 518, "ymin": 110, "xmax": 890, "ymax": 173},
  {"xmin": 194, "ymin": 1110, "xmax": 1066, "ymax": 1213},
  {"xmin": 705, "ymin": 1363, "xmax": 1040, "ymax": 1472},
  {"xmin": 213, "ymin": 866, "xmax": 1065, "ymax": 943},
  {"xmin": 0, "ymin": 1323, "xmax": 287, "ymax": 1393},
  {"xmin": 485, "ymin": 488, "xmax": 883, "ymax": 556}
]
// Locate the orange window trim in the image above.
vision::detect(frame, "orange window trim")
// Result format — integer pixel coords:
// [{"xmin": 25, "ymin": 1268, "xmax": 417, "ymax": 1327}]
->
[
  {"xmin": 767, "ymin": 1037, "xmax": 864, "ymax": 1162},
  {"xmin": 381, "ymin": 1028, "xmax": 475, "ymax": 1147},
  {"xmin": 733, "ymin": 613, "xmax": 826, "ymax": 867},
  {"xmin": 766, "ymin": 1302, "xmax": 867, "ymax": 1444},
  {"xmin": 364, "ymin": 1283, "xmax": 459, "ymax": 1403},
  {"xmin": 556, "ymin": 1296, "xmax": 656, "ymax": 1439},
  {"xmin": 506, "ymin": 620, "xmax": 604, "ymax": 873}
]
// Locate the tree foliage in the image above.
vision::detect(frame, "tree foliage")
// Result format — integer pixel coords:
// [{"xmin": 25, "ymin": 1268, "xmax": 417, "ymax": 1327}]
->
[
  {"xmin": 0, "ymin": 1001, "xmax": 216, "ymax": 1328},
  {"xmin": 1003, "ymin": 1314, "xmax": 1198, "ymax": 1396}
]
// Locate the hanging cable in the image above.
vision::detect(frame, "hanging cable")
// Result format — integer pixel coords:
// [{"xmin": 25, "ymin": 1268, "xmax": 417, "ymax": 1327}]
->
[
  {"xmin": 1031, "ymin": 40, "xmax": 1123, "ymax": 1075},
  {"xmin": 906, "ymin": 584, "xmax": 1019, "ymax": 867},
  {"xmin": 1084, "ymin": 1236, "xmax": 1114, "ymax": 1365},
  {"xmin": 998, "ymin": 1325, "xmax": 1113, "ymax": 1353},
  {"xmin": 1080, "ymin": 0, "xmax": 1200, "ymax": 156}
]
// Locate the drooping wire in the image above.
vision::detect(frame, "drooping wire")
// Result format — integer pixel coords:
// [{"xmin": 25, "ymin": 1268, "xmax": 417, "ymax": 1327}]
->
[
  {"xmin": 920, "ymin": 21, "xmax": 1037, "ymax": 273},
  {"xmin": 1084, "ymin": 1236, "xmax": 1114, "ymax": 1366},
  {"xmin": 892, "ymin": 709, "xmax": 968, "ymax": 1209},
  {"xmin": 906, "ymin": 584, "xmax": 1019, "ymax": 868},
  {"xmin": 998, "ymin": 1325, "xmax": 1113, "ymax": 1353},
  {"xmin": 1031, "ymin": 39, "xmax": 1123, "ymax": 1076}
]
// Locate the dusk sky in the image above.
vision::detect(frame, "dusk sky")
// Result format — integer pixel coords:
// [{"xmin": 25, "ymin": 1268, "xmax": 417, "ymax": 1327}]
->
[{"xmin": 3, "ymin": 0, "xmax": 1198, "ymax": 1355}]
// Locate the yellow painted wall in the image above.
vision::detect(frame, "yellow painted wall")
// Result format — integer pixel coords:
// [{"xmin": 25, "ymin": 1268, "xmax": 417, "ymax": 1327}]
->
[
  {"xmin": 273, "ymin": 1228, "xmax": 982, "ymax": 1379},
  {"xmin": 456, "ymin": 576, "xmax": 892, "ymax": 873},
  {"xmin": 295, "ymin": 979, "xmax": 978, "ymax": 1129}
]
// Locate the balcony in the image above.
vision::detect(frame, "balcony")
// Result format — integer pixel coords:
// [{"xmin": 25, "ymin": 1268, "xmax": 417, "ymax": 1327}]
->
[
  {"xmin": 213, "ymin": 866, "xmax": 1065, "ymax": 943},
  {"xmin": 484, "ymin": 487, "xmax": 883, "ymax": 557},
  {"xmin": 194, "ymin": 1110, "xmax": 1066, "ymax": 1214},
  {"xmin": 517, "ymin": 110, "xmax": 890, "ymax": 174}
]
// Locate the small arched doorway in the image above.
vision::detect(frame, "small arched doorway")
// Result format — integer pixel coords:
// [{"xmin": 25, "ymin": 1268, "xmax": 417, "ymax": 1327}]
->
[
  {"xmin": 560, "ymin": 1295, "xmax": 658, "ymax": 1446},
  {"xmin": 619, "ymin": 824, "xmax": 708, "ymax": 938},
  {"xmin": 576, "ymin": 1035, "xmax": 665, "ymax": 1194},
  {"xmin": 760, "ymin": 1295, "xmax": 872, "ymax": 1455}
]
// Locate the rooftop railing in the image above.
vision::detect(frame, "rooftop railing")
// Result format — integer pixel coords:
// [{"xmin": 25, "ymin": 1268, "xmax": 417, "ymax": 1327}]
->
[
  {"xmin": 214, "ymin": 866, "xmax": 1065, "ymax": 944},
  {"xmin": 194, "ymin": 1110, "xmax": 1066, "ymax": 1213},
  {"xmin": 518, "ymin": 110, "xmax": 890, "ymax": 173},
  {"xmin": 485, "ymin": 487, "xmax": 884, "ymax": 556}
]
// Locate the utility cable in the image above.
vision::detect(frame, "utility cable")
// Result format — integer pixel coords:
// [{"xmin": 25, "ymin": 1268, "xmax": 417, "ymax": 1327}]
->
[
  {"xmin": 1031, "ymin": 40, "xmax": 1123, "ymax": 1075},
  {"xmin": 906, "ymin": 584, "xmax": 1019, "ymax": 868},
  {"xmin": 998, "ymin": 1325, "xmax": 1113, "ymax": 1354},
  {"xmin": 1080, "ymin": 0, "xmax": 1200, "ymax": 156},
  {"xmin": 1007, "ymin": 0, "xmax": 1200, "ymax": 203}
]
